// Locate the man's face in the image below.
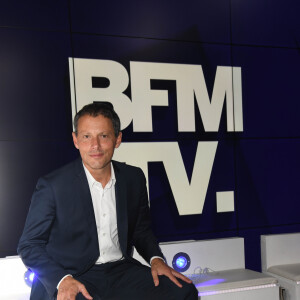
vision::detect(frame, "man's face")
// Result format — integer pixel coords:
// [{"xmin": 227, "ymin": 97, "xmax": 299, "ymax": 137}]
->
[{"xmin": 72, "ymin": 114, "xmax": 122, "ymax": 176}]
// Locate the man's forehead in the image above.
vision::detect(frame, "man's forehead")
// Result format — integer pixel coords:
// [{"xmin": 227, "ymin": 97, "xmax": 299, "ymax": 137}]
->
[{"xmin": 77, "ymin": 115, "xmax": 113, "ymax": 126}]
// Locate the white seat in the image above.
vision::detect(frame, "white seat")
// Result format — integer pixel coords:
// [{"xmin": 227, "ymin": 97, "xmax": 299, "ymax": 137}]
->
[
  {"xmin": 189, "ymin": 268, "xmax": 277, "ymax": 293},
  {"xmin": 268, "ymin": 264, "xmax": 300, "ymax": 282},
  {"xmin": 134, "ymin": 237, "xmax": 280, "ymax": 300},
  {"xmin": 261, "ymin": 233, "xmax": 300, "ymax": 300}
]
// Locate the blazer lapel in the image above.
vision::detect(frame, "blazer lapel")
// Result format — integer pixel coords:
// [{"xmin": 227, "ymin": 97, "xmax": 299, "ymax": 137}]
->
[
  {"xmin": 113, "ymin": 162, "xmax": 128, "ymax": 256},
  {"xmin": 74, "ymin": 159, "xmax": 99, "ymax": 251}
]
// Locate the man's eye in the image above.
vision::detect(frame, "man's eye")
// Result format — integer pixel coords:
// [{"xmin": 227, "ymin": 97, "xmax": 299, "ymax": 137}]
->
[
  {"xmin": 101, "ymin": 135, "xmax": 108, "ymax": 138},
  {"xmin": 83, "ymin": 135, "xmax": 90, "ymax": 139}
]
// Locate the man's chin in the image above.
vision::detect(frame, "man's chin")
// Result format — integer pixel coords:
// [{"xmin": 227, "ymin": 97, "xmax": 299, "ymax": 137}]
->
[{"xmin": 86, "ymin": 161, "xmax": 110, "ymax": 171}]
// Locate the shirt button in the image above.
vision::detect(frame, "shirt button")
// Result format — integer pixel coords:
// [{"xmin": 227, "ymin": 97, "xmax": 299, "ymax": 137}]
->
[
  {"xmin": 102, "ymin": 233, "xmax": 106, "ymax": 236},
  {"xmin": 103, "ymin": 214, "xmax": 106, "ymax": 217}
]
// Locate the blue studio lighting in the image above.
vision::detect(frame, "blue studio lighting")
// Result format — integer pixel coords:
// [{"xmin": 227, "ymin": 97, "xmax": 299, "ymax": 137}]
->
[
  {"xmin": 29, "ymin": 272, "xmax": 35, "ymax": 282},
  {"xmin": 172, "ymin": 252, "xmax": 191, "ymax": 272},
  {"xmin": 176, "ymin": 256, "xmax": 188, "ymax": 268},
  {"xmin": 24, "ymin": 269, "xmax": 35, "ymax": 287}
]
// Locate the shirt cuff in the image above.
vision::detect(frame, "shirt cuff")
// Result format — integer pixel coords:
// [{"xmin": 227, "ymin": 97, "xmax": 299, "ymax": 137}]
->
[
  {"xmin": 57, "ymin": 274, "xmax": 73, "ymax": 289},
  {"xmin": 150, "ymin": 256, "xmax": 165, "ymax": 265}
]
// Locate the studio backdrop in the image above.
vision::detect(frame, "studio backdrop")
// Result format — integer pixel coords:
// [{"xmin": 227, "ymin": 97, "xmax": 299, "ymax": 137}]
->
[{"xmin": 0, "ymin": 0, "xmax": 299, "ymax": 272}]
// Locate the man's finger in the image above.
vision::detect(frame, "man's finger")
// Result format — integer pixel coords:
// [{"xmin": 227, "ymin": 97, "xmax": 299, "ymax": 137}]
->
[
  {"xmin": 151, "ymin": 270, "xmax": 160, "ymax": 286},
  {"xmin": 78, "ymin": 284, "xmax": 93, "ymax": 299},
  {"xmin": 165, "ymin": 273, "xmax": 183, "ymax": 288},
  {"xmin": 172, "ymin": 270, "xmax": 193, "ymax": 284}
]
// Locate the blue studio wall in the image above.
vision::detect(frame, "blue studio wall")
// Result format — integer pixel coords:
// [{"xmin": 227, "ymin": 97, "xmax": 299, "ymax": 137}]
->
[{"xmin": 0, "ymin": 0, "xmax": 299, "ymax": 273}]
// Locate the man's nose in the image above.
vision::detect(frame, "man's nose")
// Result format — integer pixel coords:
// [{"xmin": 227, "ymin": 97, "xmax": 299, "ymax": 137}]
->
[{"xmin": 91, "ymin": 137, "xmax": 101, "ymax": 149}]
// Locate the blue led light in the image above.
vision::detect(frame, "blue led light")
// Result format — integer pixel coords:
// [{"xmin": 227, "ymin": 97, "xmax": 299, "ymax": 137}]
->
[
  {"xmin": 172, "ymin": 252, "xmax": 191, "ymax": 272},
  {"xmin": 24, "ymin": 269, "xmax": 35, "ymax": 287},
  {"xmin": 176, "ymin": 256, "xmax": 188, "ymax": 269},
  {"xmin": 29, "ymin": 272, "xmax": 35, "ymax": 282}
]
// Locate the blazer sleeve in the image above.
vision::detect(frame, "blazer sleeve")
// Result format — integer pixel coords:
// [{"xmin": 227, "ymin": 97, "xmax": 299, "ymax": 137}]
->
[
  {"xmin": 17, "ymin": 177, "xmax": 69, "ymax": 298},
  {"xmin": 131, "ymin": 169, "xmax": 164, "ymax": 263}
]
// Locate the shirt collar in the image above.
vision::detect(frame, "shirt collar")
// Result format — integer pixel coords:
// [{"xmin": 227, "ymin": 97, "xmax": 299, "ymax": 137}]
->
[{"xmin": 83, "ymin": 162, "xmax": 116, "ymax": 189}]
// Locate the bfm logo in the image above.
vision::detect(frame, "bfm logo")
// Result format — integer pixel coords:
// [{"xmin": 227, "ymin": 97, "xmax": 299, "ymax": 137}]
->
[{"xmin": 69, "ymin": 58, "xmax": 243, "ymax": 216}]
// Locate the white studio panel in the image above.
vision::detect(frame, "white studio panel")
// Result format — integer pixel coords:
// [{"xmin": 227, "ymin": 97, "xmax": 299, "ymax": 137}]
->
[
  {"xmin": 261, "ymin": 233, "xmax": 300, "ymax": 271},
  {"xmin": 0, "ymin": 256, "xmax": 30, "ymax": 300},
  {"xmin": 133, "ymin": 237, "xmax": 245, "ymax": 273}
]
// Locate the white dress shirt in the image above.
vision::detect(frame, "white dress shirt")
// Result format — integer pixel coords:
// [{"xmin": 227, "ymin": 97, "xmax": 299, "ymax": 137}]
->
[{"xmin": 83, "ymin": 163, "xmax": 123, "ymax": 264}]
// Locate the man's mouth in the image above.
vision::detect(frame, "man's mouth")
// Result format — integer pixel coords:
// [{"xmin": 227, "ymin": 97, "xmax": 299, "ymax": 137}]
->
[{"xmin": 89, "ymin": 152, "xmax": 104, "ymax": 158}]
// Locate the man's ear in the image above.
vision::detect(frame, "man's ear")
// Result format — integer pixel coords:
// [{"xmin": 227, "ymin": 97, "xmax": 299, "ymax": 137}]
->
[
  {"xmin": 72, "ymin": 132, "xmax": 79, "ymax": 149},
  {"xmin": 115, "ymin": 132, "xmax": 122, "ymax": 149}
]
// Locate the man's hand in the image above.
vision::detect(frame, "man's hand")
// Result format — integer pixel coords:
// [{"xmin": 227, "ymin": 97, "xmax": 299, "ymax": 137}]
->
[
  {"xmin": 57, "ymin": 276, "xmax": 93, "ymax": 300},
  {"xmin": 151, "ymin": 258, "xmax": 193, "ymax": 288}
]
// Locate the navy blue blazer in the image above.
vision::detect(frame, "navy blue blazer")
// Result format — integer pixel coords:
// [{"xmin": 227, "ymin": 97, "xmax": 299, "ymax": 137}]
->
[{"xmin": 18, "ymin": 158, "xmax": 163, "ymax": 299}]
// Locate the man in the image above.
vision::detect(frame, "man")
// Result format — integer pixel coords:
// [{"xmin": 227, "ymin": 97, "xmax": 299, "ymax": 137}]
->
[{"xmin": 18, "ymin": 103, "xmax": 198, "ymax": 300}]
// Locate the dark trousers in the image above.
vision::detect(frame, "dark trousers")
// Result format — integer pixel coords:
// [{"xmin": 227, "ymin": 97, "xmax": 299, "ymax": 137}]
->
[{"xmin": 74, "ymin": 259, "xmax": 198, "ymax": 300}]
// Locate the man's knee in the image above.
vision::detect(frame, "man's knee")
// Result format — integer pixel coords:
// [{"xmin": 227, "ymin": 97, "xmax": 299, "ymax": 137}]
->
[
  {"xmin": 158, "ymin": 277, "xmax": 198, "ymax": 300},
  {"xmin": 178, "ymin": 280, "xmax": 198, "ymax": 300}
]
